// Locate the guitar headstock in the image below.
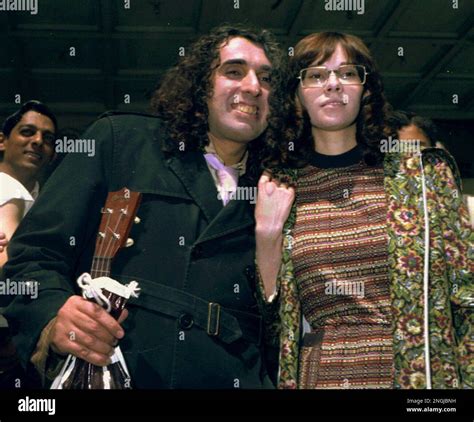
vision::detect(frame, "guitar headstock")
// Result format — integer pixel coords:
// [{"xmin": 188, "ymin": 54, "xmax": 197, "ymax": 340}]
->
[{"xmin": 95, "ymin": 188, "xmax": 142, "ymax": 260}]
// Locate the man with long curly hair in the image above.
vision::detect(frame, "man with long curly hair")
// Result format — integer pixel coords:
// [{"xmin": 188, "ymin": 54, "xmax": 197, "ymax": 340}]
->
[{"xmin": 3, "ymin": 25, "xmax": 284, "ymax": 389}]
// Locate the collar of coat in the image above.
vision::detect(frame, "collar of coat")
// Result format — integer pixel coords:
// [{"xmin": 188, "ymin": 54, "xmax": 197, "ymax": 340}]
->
[{"xmin": 163, "ymin": 144, "xmax": 256, "ymax": 245}]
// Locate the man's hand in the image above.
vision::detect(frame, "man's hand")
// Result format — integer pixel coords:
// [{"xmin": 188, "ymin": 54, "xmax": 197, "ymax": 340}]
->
[
  {"xmin": 0, "ymin": 231, "xmax": 8, "ymax": 253},
  {"xmin": 49, "ymin": 295, "xmax": 128, "ymax": 366}
]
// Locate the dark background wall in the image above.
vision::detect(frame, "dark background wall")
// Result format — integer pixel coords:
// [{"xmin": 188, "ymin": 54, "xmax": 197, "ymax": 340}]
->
[{"xmin": 1, "ymin": 0, "xmax": 473, "ymax": 189}]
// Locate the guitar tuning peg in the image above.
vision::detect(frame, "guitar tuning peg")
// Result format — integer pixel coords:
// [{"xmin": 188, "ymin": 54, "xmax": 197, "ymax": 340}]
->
[
  {"xmin": 125, "ymin": 238, "xmax": 134, "ymax": 248},
  {"xmin": 134, "ymin": 216, "xmax": 141, "ymax": 224}
]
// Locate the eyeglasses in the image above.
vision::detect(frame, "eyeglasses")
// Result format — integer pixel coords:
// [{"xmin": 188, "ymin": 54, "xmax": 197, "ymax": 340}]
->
[{"xmin": 298, "ymin": 65, "xmax": 368, "ymax": 88}]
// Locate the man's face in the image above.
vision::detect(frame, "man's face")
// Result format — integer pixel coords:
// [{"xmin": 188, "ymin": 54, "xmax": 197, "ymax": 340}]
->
[
  {"xmin": 207, "ymin": 37, "xmax": 272, "ymax": 145},
  {"xmin": 297, "ymin": 44, "xmax": 363, "ymax": 133},
  {"xmin": 398, "ymin": 124, "xmax": 431, "ymax": 149},
  {"xmin": 0, "ymin": 111, "xmax": 56, "ymax": 173}
]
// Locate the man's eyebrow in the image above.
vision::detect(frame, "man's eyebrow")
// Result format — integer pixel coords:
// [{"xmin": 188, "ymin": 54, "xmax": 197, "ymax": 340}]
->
[
  {"xmin": 221, "ymin": 59, "xmax": 272, "ymax": 71},
  {"xmin": 259, "ymin": 64, "xmax": 272, "ymax": 71},
  {"xmin": 20, "ymin": 124, "xmax": 54, "ymax": 134},
  {"xmin": 221, "ymin": 59, "xmax": 246, "ymax": 66}
]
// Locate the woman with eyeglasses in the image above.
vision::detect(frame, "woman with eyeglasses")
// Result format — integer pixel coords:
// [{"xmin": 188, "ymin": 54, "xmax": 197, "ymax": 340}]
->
[{"xmin": 255, "ymin": 32, "xmax": 473, "ymax": 389}]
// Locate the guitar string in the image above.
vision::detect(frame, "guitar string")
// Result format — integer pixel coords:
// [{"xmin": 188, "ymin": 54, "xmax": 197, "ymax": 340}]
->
[
  {"xmin": 98, "ymin": 208, "xmax": 126, "ymax": 276},
  {"xmin": 92, "ymin": 206, "xmax": 113, "ymax": 277},
  {"xmin": 92, "ymin": 202, "xmax": 128, "ymax": 278}
]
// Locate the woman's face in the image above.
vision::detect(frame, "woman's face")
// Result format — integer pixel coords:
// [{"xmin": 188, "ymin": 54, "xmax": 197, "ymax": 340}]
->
[{"xmin": 297, "ymin": 44, "xmax": 364, "ymax": 133}]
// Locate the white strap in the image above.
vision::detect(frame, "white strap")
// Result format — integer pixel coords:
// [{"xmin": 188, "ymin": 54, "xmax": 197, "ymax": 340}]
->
[
  {"xmin": 419, "ymin": 154, "xmax": 432, "ymax": 389},
  {"xmin": 77, "ymin": 273, "xmax": 112, "ymax": 313}
]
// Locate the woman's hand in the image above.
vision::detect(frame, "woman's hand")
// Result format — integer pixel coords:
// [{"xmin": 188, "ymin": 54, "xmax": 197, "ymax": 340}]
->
[
  {"xmin": 255, "ymin": 172, "xmax": 295, "ymax": 300},
  {"xmin": 255, "ymin": 172, "xmax": 295, "ymax": 239}
]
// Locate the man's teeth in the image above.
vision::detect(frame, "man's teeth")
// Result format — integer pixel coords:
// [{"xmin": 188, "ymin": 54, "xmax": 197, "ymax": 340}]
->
[{"xmin": 236, "ymin": 104, "xmax": 257, "ymax": 115}]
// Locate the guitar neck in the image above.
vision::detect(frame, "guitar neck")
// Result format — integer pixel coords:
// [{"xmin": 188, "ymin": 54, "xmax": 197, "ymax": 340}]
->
[
  {"xmin": 91, "ymin": 256, "xmax": 112, "ymax": 279},
  {"xmin": 89, "ymin": 188, "xmax": 142, "ymax": 280}
]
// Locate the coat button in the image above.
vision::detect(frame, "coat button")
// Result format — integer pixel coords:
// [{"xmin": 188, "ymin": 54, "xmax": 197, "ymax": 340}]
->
[
  {"xmin": 244, "ymin": 265, "xmax": 255, "ymax": 281},
  {"xmin": 178, "ymin": 313, "xmax": 194, "ymax": 330},
  {"xmin": 191, "ymin": 245, "xmax": 203, "ymax": 260}
]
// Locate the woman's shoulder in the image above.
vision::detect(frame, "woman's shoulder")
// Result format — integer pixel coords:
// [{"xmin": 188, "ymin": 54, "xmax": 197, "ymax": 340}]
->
[
  {"xmin": 383, "ymin": 148, "xmax": 462, "ymax": 190},
  {"xmin": 271, "ymin": 167, "xmax": 299, "ymax": 182}
]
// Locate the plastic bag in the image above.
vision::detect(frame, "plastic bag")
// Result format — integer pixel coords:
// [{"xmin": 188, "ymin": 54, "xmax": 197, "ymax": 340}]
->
[{"xmin": 51, "ymin": 273, "xmax": 140, "ymax": 389}]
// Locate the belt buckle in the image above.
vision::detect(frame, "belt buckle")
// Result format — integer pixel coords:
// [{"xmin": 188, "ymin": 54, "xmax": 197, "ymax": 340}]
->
[{"xmin": 207, "ymin": 302, "xmax": 221, "ymax": 336}]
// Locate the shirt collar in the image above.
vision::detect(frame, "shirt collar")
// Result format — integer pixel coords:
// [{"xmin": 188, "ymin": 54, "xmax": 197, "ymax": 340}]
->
[
  {"xmin": 30, "ymin": 181, "xmax": 40, "ymax": 200},
  {"xmin": 204, "ymin": 141, "xmax": 248, "ymax": 177}
]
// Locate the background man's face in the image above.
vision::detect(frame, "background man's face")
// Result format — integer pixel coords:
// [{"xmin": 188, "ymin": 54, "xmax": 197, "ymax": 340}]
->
[
  {"xmin": 0, "ymin": 111, "xmax": 55, "ymax": 173},
  {"xmin": 398, "ymin": 124, "xmax": 431, "ymax": 149},
  {"xmin": 207, "ymin": 36, "xmax": 272, "ymax": 145}
]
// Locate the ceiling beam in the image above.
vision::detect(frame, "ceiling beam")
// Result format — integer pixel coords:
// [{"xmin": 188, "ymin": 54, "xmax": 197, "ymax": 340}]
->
[
  {"xmin": 6, "ymin": 29, "xmax": 194, "ymax": 40},
  {"xmin": 5, "ymin": 28, "xmax": 474, "ymax": 46},
  {"xmin": 286, "ymin": 0, "xmax": 307, "ymax": 37},
  {"xmin": 369, "ymin": 0, "xmax": 411, "ymax": 56},
  {"xmin": 100, "ymin": 0, "xmax": 115, "ymax": 110},
  {"xmin": 400, "ymin": 13, "xmax": 474, "ymax": 108},
  {"xmin": 6, "ymin": 13, "xmax": 35, "ymax": 104}
]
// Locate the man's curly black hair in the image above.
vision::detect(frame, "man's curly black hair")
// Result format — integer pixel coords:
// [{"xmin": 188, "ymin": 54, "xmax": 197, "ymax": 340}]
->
[{"xmin": 150, "ymin": 24, "xmax": 285, "ymax": 181}]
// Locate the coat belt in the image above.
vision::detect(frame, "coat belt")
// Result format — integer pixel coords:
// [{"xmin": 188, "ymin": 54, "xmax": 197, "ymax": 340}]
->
[{"xmin": 121, "ymin": 276, "xmax": 262, "ymax": 346}]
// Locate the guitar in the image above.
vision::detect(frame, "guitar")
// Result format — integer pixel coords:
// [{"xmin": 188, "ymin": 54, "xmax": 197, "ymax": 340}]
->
[{"xmin": 55, "ymin": 188, "xmax": 142, "ymax": 389}]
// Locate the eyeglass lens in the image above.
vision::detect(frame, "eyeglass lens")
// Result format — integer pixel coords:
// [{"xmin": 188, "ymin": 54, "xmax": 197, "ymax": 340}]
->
[{"xmin": 301, "ymin": 65, "xmax": 365, "ymax": 86}]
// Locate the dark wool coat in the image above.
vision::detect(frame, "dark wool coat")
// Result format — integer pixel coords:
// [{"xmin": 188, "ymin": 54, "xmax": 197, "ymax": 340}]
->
[{"xmin": 4, "ymin": 112, "xmax": 274, "ymax": 389}]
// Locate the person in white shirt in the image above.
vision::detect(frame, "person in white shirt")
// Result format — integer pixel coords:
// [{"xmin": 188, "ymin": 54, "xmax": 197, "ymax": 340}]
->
[{"xmin": 0, "ymin": 100, "xmax": 57, "ymax": 269}]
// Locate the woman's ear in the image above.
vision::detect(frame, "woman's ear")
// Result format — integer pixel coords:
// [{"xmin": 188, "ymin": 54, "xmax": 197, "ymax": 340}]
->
[{"xmin": 362, "ymin": 88, "xmax": 371, "ymax": 101}]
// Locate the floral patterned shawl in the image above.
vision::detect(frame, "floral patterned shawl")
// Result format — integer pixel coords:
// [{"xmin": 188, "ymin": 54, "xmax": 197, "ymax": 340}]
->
[{"xmin": 259, "ymin": 149, "xmax": 473, "ymax": 389}]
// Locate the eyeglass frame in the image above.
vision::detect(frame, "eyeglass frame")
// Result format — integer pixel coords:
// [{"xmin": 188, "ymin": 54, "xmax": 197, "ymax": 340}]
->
[{"xmin": 297, "ymin": 64, "xmax": 369, "ymax": 88}]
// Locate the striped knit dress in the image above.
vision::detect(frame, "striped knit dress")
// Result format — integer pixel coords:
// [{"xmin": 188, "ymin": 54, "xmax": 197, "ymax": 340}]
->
[{"xmin": 294, "ymin": 145, "xmax": 394, "ymax": 389}]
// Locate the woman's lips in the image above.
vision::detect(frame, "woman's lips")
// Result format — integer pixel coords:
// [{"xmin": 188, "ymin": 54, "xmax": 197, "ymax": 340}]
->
[{"xmin": 322, "ymin": 101, "xmax": 345, "ymax": 108}]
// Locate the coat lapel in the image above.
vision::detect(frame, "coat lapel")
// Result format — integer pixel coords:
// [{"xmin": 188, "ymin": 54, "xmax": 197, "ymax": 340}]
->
[
  {"xmin": 166, "ymin": 151, "xmax": 223, "ymax": 223},
  {"xmin": 166, "ymin": 148, "xmax": 255, "ymax": 243},
  {"xmin": 195, "ymin": 174, "xmax": 255, "ymax": 244}
]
